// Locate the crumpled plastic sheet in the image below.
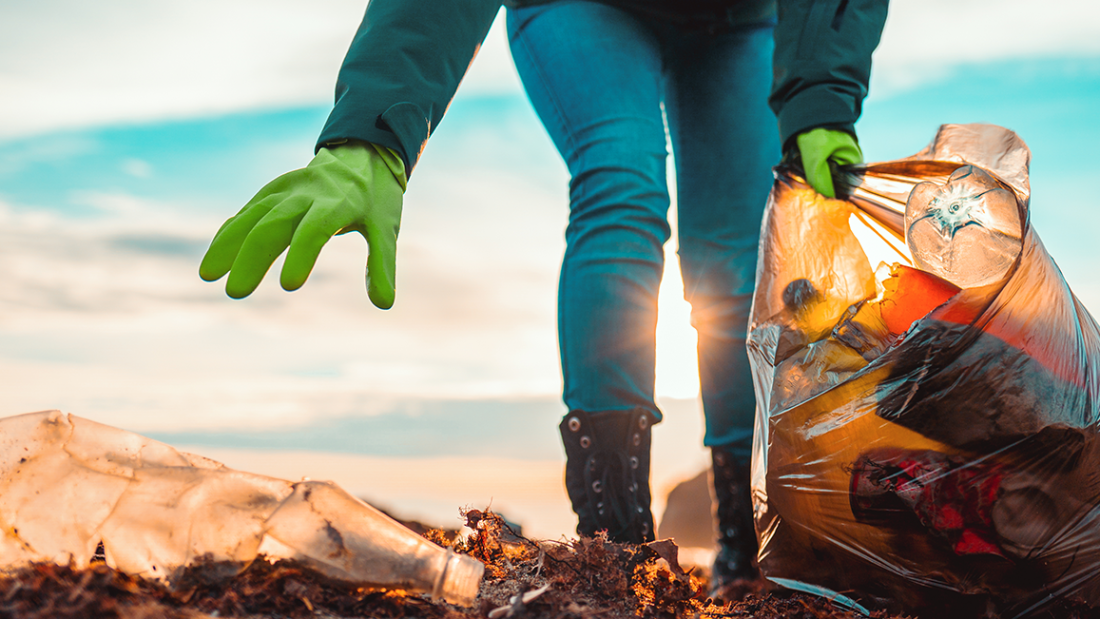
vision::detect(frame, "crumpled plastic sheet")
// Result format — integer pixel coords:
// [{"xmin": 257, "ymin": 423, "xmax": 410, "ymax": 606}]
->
[
  {"xmin": 0, "ymin": 410, "xmax": 483, "ymax": 605},
  {"xmin": 749, "ymin": 123, "xmax": 1100, "ymax": 618}
]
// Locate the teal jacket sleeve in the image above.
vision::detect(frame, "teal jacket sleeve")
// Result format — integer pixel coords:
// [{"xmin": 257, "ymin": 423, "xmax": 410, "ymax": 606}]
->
[
  {"xmin": 769, "ymin": 0, "xmax": 889, "ymax": 149},
  {"xmin": 316, "ymin": 0, "xmax": 503, "ymax": 176}
]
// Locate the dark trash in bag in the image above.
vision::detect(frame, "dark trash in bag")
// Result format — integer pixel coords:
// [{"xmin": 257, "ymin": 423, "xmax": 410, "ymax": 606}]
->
[{"xmin": 748, "ymin": 123, "xmax": 1100, "ymax": 618}]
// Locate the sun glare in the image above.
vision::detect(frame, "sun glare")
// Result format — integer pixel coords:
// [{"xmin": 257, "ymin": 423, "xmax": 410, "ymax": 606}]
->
[
  {"xmin": 655, "ymin": 248, "xmax": 701, "ymax": 399},
  {"xmin": 849, "ymin": 211, "xmax": 911, "ymax": 272},
  {"xmin": 652, "ymin": 212, "xmax": 911, "ymax": 401}
]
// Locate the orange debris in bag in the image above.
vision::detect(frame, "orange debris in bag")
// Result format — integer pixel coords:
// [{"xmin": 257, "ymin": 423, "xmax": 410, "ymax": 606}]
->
[{"xmin": 878, "ymin": 264, "xmax": 961, "ymax": 335}]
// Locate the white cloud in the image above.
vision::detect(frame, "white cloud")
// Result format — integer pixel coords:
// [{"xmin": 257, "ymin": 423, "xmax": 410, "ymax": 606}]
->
[
  {"xmin": 121, "ymin": 158, "xmax": 152, "ymax": 178},
  {"xmin": 0, "ymin": 177, "xmax": 565, "ymax": 430},
  {"xmin": 0, "ymin": 1, "xmax": 519, "ymax": 139},
  {"xmin": 872, "ymin": 0, "xmax": 1100, "ymax": 96}
]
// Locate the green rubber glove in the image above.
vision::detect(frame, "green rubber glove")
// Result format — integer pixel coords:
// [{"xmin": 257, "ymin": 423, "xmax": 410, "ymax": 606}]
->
[
  {"xmin": 796, "ymin": 128, "xmax": 863, "ymax": 199},
  {"xmin": 199, "ymin": 142, "xmax": 407, "ymax": 309}
]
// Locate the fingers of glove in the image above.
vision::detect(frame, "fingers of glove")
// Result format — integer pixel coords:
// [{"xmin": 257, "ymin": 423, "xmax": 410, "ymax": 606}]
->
[
  {"xmin": 364, "ymin": 219, "xmax": 398, "ymax": 310},
  {"xmin": 830, "ymin": 138, "xmax": 863, "ymax": 167},
  {"xmin": 224, "ymin": 195, "xmax": 312, "ymax": 298},
  {"xmin": 199, "ymin": 194, "xmax": 283, "ymax": 282},
  {"xmin": 280, "ymin": 202, "xmax": 360, "ymax": 292}
]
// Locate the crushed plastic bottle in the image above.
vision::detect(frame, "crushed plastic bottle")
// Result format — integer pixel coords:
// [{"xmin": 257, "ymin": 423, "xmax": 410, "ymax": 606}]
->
[
  {"xmin": 905, "ymin": 164, "xmax": 1023, "ymax": 289},
  {"xmin": 0, "ymin": 410, "xmax": 484, "ymax": 606}
]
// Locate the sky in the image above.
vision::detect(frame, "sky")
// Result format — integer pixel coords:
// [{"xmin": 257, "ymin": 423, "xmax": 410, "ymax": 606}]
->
[{"xmin": 1, "ymin": 1, "xmax": 1100, "ymax": 533}]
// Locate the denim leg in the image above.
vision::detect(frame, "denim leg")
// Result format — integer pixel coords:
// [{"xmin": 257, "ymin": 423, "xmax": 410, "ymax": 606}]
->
[
  {"xmin": 507, "ymin": 2, "xmax": 670, "ymax": 421},
  {"xmin": 662, "ymin": 22, "xmax": 781, "ymax": 457}
]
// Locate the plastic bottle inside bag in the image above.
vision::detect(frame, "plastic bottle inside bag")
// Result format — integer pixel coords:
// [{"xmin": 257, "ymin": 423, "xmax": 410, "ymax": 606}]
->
[{"xmin": 905, "ymin": 165, "xmax": 1023, "ymax": 289}]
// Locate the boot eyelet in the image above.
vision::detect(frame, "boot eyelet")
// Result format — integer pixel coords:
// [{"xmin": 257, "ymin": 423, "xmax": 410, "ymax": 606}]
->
[
  {"xmin": 632, "ymin": 433, "xmax": 641, "ymax": 447},
  {"xmin": 642, "ymin": 523, "xmax": 649, "ymax": 534},
  {"xmin": 636, "ymin": 506, "xmax": 644, "ymax": 514},
  {"xmin": 630, "ymin": 456, "xmax": 639, "ymax": 470},
  {"xmin": 638, "ymin": 416, "xmax": 648, "ymax": 430},
  {"xmin": 579, "ymin": 436, "xmax": 591, "ymax": 449},
  {"xmin": 592, "ymin": 480, "xmax": 603, "ymax": 493},
  {"xmin": 568, "ymin": 417, "xmax": 581, "ymax": 432},
  {"xmin": 632, "ymin": 482, "xmax": 638, "ymax": 492}
]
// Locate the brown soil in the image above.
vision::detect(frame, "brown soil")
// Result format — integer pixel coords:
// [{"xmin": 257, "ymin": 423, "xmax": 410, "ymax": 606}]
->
[{"xmin": 0, "ymin": 510, "xmax": 1094, "ymax": 619}]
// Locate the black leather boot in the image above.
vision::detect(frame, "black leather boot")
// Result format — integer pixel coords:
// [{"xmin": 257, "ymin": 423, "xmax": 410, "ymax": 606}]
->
[
  {"xmin": 559, "ymin": 408, "xmax": 657, "ymax": 544},
  {"xmin": 710, "ymin": 446, "xmax": 758, "ymax": 591}
]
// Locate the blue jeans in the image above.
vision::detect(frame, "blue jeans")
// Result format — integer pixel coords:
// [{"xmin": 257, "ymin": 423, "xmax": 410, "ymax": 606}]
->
[{"xmin": 507, "ymin": 1, "xmax": 780, "ymax": 457}]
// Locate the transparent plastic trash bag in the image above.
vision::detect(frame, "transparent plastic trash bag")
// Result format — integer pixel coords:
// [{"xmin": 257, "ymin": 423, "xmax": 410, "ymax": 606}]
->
[
  {"xmin": 749, "ymin": 124, "xmax": 1100, "ymax": 617},
  {"xmin": 0, "ymin": 410, "xmax": 484, "ymax": 606}
]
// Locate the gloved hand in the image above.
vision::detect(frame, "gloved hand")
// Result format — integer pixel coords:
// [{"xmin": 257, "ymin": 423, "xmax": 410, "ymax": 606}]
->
[
  {"xmin": 199, "ymin": 142, "xmax": 407, "ymax": 309},
  {"xmin": 796, "ymin": 128, "xmax": 863, "ymax": 199}
]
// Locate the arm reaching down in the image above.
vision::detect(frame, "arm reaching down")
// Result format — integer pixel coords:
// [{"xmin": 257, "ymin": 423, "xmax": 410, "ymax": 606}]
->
[{"xmin": 200, "ymin": 0, "xmax": 503, "ymax": 305}]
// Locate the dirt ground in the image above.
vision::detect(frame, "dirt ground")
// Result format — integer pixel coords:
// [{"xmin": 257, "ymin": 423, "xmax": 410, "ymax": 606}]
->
[{"xmin": 0, "ymin": 510, "xmax": 1097, "ymax": 619}]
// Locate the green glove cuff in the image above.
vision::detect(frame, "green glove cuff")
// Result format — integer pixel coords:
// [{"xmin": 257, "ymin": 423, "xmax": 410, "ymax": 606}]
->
[
  {"xmin": 368, "ymin": 143, "xmax": 408, "ymax": 193},
  {"xmin": 313, "ymin": 142, "xmax": 408, "ymax": 193},
  {"xmin": 796, "ymin": 128, "xmax": 863, "ymax": 199}
]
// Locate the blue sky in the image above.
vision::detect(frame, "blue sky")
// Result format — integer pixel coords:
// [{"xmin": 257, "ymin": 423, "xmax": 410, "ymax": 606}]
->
[{"xmin": 1, "ymin": 2, "xmax": 1099, "ymax": 464}]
